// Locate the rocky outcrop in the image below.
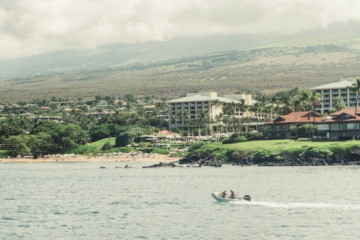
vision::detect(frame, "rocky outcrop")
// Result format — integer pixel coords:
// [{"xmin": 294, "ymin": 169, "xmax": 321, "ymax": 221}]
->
[
  {"xmin": 143, "ymin": 162, "xmax": 177, "ymax": 168},
  {"xmin": 179, "ymin": 153, "xmax": 222, "ymax": 167}
]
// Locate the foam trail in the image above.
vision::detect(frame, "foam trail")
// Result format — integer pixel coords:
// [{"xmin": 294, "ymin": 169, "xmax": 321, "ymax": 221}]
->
[{"xmin": 230, "ymin": 201, "xmax": 360, "ymax": 210}]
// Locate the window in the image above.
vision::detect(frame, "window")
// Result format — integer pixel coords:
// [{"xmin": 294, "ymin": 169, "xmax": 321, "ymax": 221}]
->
[
  {"xmin": 330, "ymin": 124, "xmax": 342, "ymax": 131},
  {"xmin": 279, "ymin": 125, "xmax": 287, "ymax": 130},
  {"xmin": 317, "ymin": 124, "xmax": 329, "ymax": 130},
  {"xmin": 329, "ymin": 132, "xmax": 341, "ymax": 138},
  {"xmin": 346, "ymin": 123, "xmax": 354, "ymax": 130}
]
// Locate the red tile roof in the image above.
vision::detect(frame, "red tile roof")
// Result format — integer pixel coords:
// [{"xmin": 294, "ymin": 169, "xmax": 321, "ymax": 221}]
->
[
  {"xmin": 268, "ymin": 111, "xmax": 323, "ymax": 124},
  {"xmin": 156, "ymin": 130, "xmax": 180, "ymax": 136},
  {"xmin": 329, "ymin": 108, "xmax": 360, "ymax": 117}
]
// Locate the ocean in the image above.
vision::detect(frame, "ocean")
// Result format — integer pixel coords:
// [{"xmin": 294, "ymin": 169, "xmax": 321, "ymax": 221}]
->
[{"xmin": 1, "ymin": 162, "xmax": 360, "ymax": 239}]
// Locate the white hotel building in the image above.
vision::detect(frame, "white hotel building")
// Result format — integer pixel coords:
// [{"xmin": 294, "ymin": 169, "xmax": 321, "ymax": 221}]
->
[
  {"xmin": 311, "ymin": 77, "xmax": 359, "ymax": 114},
  {"xmin": 167, "ymin": 92, "xmax": 260, "ymax": 133}
]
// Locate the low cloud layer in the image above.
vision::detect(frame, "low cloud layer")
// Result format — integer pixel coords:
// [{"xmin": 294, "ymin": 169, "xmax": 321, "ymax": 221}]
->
[{"xmin": 1, "ymin": 0, "xmax": 360, "ymax": 60}]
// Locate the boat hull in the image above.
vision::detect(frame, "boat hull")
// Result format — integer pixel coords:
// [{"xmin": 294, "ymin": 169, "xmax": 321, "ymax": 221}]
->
[{"xmin": 211, "ymin": 192, "xmax": 242, "ymax": 202}]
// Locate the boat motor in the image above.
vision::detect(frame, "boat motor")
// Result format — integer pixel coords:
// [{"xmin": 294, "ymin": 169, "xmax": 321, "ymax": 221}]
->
[{"xmin": 243, "ymin": 195, "xmax": 251, "ymax": 201}]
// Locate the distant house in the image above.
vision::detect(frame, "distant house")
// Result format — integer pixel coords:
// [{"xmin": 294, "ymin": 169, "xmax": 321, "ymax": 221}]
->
[
  {"xmin": 144, "ymin": 105, "xmax": 155, "ymax": 112},
  {"xmin": 97, "ymin": 100, "xmax": 109, "ymax": 108},
  {"xmin": 156, "ymin": 130, "xmax": 181, "ymax": 138},
  {"xmin": 86, "ymin": 112, "xmax": 107, "ymax": 119},
  {"xmin": 264, "ymin": 112, "xmax": 323, "ymax": 138},
  {"xmin": 38, "ymin": 116, "xmax": 62, "ymax": 123},
  {"xmin": 40, "ymin": 107, "xmax": 51, "ymax": 112},
  {"xmin": 264, "ymin": 109, "xmax": 360, "ymax": 139}
]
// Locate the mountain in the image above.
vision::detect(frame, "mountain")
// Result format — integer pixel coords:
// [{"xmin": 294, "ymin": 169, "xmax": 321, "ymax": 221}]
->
[{"xmin": 1, "ymin": 22, "xmax": 360, "ymax": 102}]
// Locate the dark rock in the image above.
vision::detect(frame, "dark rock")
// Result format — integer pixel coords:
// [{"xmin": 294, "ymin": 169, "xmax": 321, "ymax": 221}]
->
[
  {"xmin": 179, "ymin": 153, "xmax": 223, "ymax": 167},
  {"xmin": 143, "ymin": 162, "xmax": 177, "ymax": 168}
]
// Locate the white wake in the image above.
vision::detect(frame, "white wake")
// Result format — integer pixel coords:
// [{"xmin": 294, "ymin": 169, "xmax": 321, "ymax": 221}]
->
[{"xmin": 230, "ymin": 201, "xmax": 360, "ymax": 210}]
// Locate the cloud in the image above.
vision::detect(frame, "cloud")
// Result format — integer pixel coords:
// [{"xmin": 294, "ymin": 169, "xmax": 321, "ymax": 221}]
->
[{"xmin": 0, "ymin": 0, "xmax": 360, "ymax": 60}]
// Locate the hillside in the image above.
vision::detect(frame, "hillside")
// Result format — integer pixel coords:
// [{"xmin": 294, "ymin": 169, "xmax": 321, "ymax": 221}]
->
[{"xmin": 1, "ymin": 30, "xmax": 360, "ymax": 102}]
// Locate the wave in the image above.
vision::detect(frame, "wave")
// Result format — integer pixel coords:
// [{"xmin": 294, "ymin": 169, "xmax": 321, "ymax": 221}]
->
[{"xmin": 230, "ymin": 201, "xmax": 360, "ymax": 209}]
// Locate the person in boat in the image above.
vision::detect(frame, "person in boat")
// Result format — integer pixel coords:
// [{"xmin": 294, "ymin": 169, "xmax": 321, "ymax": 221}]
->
[
  {"xmin": 230, "ymin": 190, "xmax": 237, "ymax": 199},
  {"xmin": 221, "ymin": 190, "xmax": 228, "ymax": 198}
]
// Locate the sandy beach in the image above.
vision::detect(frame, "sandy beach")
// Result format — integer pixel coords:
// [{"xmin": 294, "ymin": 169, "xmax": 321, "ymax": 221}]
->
[{"xmin": 0, "ymin": 154, "xmax": 179, "ymax": 163}]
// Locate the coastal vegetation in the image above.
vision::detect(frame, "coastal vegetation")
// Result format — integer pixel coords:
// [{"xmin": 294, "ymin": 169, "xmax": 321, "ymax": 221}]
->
[
  {"xmin": 1, "ymin": 85, "xmax": 360, "ymax": 161},
  {"xmin": 186, "ymin": 139, "xmax": 360, "ymax": 166}
]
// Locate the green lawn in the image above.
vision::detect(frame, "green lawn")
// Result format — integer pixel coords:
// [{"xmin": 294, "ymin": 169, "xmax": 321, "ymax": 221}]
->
[
  {"xmin": 207, "ymin": 139, "xmax": 360, "ymax": 150},
  {"xmin": 88, "ymin": 138, "xmax": 116, "ymax": 147},
  {"xmin": 0, "ymin": 150, "xmax": 9, "ymax": 157}
]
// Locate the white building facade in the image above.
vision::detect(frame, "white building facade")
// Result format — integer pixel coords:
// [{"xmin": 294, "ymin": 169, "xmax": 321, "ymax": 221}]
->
[
  {"xmin": 167, "ymin": 92, "xmax": 256, "ymax": 133},
  {"xmin": 311, "ymin": 78, "xmax": 358, "ymax": 114}
]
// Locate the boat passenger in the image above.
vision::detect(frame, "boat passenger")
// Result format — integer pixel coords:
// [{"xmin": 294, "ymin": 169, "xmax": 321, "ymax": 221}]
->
[
  {"xmin": 221, "ymin": 190, "xmax": 228, "ymax": 198},
  {"xmin": 230, "ymin": 190, "xmax": 237, "ymax": 199}
]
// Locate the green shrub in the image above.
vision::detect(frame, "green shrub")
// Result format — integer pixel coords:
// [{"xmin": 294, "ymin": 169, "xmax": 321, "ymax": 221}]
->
[
  {"xmin": 327, "ymin": 145, "xmax": 348, "ymax": 156},
  {"xmin": 188, "ymin": 142, "xmax": 206, "ymax": 152},
  {"xmin": 245, "ymin": 132, "xmax": 262, "ymax": 141},
  {"xmin": 253, "ymin": 149, "xmax": 283, "ymax": 163},
  {"xmin": 115, "ymin": 132, "xmax": 134, "ymax": 147},
  {"xmin": 222, "ymin": 138, "xmax": 235, "ymax": 144},
  {"xmin": 234, "ymin": 136, "xmax": 247, "ymax": 142},
  {"xmin": 230, "ymin": 133, "xmax": 240, "ymax": 139},
  {"xmin": 300, "ymin": 146, "xmax": 333, "ymax": 160},
  {"xmin": 282, "ymin": 148, "xmax": 305, "ymax": 161},
  {"xmin": 223, "ymin": 136, "xmax": 247, "ymax": 144},
  {"xmin": 137, "ymin": 147, "xmax": 169, "ymax": 155},
  {"xmin": 101, "ymin": 142, "xmax": 112, "ymax": 150},
  {"xmin": 338, "ymin": 136, "xmax": 355, "ymax": 140},
  {"xmin": 151, "ymin": 148, "xmax": 169, "ymax": 155},
  {"xmin": 69, "ymin": 145, "xmax": 97, "ymax": 155},
  {"xmin": 297, "ymin": 124, "xmax": 317, "ymax": 138},
  {"xmin": 0, "ymin": 150, "xmax": 10, "ymax": 158}
]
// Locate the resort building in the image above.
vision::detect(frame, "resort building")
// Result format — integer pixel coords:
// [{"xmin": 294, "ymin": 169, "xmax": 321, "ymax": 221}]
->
[
  {"xmin": 38, "ymin": 116, "xmax": 63, "ymax": 123},
  {"xmin": 311, "ymin": 77, "xmax": 358, "ymax": 114},
  {"xmin": 167, "ymin": 92, "xmax": 260, "ymax": 133},
  {"xmin": 264, "ymin": 108, "xmax": 360, "ymax": 139}
]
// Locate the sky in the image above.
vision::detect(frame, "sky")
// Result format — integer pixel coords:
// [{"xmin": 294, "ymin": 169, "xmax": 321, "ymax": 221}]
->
[{"xmin": 1, "ymin": 0, "xmax": 360, "ymax": 60}]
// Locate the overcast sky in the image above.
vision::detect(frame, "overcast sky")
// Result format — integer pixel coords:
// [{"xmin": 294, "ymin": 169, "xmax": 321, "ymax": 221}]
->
[{"xmin": 1, "ymin": 0, "xmax": 360, "ymax": 60}]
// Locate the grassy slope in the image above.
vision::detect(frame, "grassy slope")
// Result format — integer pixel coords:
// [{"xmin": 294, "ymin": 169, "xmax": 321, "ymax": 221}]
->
[
  {"xmin": 206, "ymin": 140, "xmax": 360, "ymax": 150},
  {"xmin": 87, "ymin": 138, "xmax": 116, "ymax": 147},
  {"xmin": 2, "ymin": 38, "xmax": 360, "ymax": 102},
  {"xmin": 0, "ymin": 150, "xmax": 9, "ymax": 157},
  {"xmin": 68, "ymin": 137, "xmax": 170, "ymax": 155}
]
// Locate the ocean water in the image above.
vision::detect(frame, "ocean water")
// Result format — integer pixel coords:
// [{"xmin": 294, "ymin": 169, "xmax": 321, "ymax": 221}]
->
[{"xmin": 1, "ymin": 163, "xmax": 360, "ymax": 240}]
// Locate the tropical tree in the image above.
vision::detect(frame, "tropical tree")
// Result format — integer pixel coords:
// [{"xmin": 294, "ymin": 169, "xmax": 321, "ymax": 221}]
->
[{"xmin": 332, "ymin": 97, "xmax": 346, "ymax": 111}]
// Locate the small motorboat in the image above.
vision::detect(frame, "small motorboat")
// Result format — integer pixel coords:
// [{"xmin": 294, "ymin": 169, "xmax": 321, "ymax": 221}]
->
[{"xmin": 211, "ymin": 192, "xmax": 251, "ymax": 202}]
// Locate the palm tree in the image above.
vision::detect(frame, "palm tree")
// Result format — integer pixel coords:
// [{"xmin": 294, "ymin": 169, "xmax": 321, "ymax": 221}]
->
[
  {"xmin": 351, "ymin": 77, "xmax": 360, "ymax": 139},
  {"xmin": 333, "ymin": 97, "xmax": 346, "ymax": 111},
  {"xmin": 214, "ymin": 114, "xmax": 223, "ymax": 135},
  {"xmin": 281, "ymin": 94, "xmax": 294, "ymax": 114},
  {"xmin": 251, "ymin": 103, "xmax": 262, "ymax": 131},
  {"xmin": 222, "ymin": 115, "xmax": 231, "ymax": 134},
  {"xmin": 211, "ymin": 99, "xmax": 222, "ymax": 116},
  {"xmin": 196, "ymin": 110, "xmax": 210, "ymax": 136},
  {"xmin": 268, "ymin": 96, "xmax": 278, "ymax": 119}
]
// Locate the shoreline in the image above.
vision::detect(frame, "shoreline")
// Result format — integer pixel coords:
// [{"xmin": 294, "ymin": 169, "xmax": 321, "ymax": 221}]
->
[{"xmin": 0, "ymin": 155, "xmax": 179, "ymax": 163}]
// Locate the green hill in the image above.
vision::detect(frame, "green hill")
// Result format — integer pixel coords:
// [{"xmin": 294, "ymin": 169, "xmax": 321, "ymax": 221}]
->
[{"xmin": 1, "ymin": 26, "xmax": 360, "ymax": 102}]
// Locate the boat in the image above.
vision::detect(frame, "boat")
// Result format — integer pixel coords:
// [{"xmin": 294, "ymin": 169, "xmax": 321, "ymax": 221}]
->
[{"xmin": 211, "ymin": 192, "xmax": 251, "ymax": 202}]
